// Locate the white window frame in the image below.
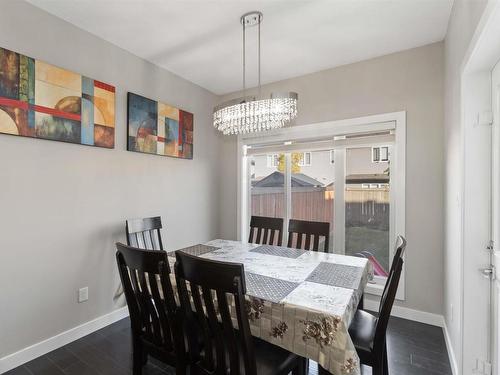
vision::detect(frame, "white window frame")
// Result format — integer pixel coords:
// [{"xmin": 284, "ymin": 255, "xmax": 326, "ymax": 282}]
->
[
  {"xmin": 297, "ymin": 152, "xmax": 312, "ymax": 166},
  {"xmin": 372, "ymin": 146, "xmax": 389, "ymax": 163},
  {"xmin": 266, "ymin": 154, "xmax": 279, "ymax": 168},
  {"xmin": 237, "ymin": 111, "xmax": 406, "ymax": 300}
]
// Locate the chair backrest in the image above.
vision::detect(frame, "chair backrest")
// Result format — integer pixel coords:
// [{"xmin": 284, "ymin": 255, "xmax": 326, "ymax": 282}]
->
[
  {"xmin": 126, "ymin": 216, "xmax": 164, "ymax": 250},
  {"xmin": 115, "ymin": 243, "xmax": 182, "ymax": 357},
  {"xmin": 248, "ymin": 216, "xmax": 284, "ymax": 246},
  {"xmin": 287, "ymin": 219, "xmax": 330, "ymax": 252},
  {"xmin": 174, "ymin": 251, "xmax": 257, "ymax": 375},
  {"xmin": 379, "ymin": 235, "xmax": 406, "ymax": 306},
  {"xmin": 388, "ymin": 235, "xmax": 407, "ymax": 279},
  {"xmin": 374, "ymin": 235, "xmax": 407, "ymax": 351}
]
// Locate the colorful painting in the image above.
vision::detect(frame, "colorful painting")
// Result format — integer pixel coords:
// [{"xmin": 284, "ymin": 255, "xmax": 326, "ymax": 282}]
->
[
  {"xmin": 127, "ymin": 92, "xmax": 193, "ymax": 159},
  {"xmin": 0, "ymin": 47, "xmax": 115, "ymax": 148}
]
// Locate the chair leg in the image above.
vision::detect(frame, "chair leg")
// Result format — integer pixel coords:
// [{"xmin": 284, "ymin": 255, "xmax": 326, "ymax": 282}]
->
[
  {"xmin": 383, "ymin": 344, "xmax": 389, "ymax": 375},
  {"xmin": 176, "ymin": 364, "xmax": 187, "ymax": 375},
  {"xmin": 372, "ymin": 360, "xmax": 384, "ymax": 375},
  {"xmin": 292, "ymin": 358, "xmax": 308, "ymax": 375},
  {"xmin": 132, "ymin": 340, "xmax": 144, "ymax": 375}
]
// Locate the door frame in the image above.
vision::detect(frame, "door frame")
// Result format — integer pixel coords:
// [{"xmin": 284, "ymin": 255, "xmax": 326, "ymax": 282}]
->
[
  {"xmin": 459, "ymin": 2, "xmax": 500, "ymax": 374},
  {"xmin": 492, "ymin": 61, "xmax": 500, "ymax": 375},
  {"xmin": 236, "ymin": 111, "xmax": 406, "ymax": 299}
]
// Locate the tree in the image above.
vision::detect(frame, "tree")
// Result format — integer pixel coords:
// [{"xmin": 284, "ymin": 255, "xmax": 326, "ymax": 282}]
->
[{"xmin": 277, "ymin": 153, "xmax": 302, "ymax": 173}]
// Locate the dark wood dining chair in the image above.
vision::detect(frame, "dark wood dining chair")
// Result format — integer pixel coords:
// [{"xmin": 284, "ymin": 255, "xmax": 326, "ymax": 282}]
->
[
  {"xmin": 287, "ymin": 219, "xmax": 330, "ymax": 252},
  {"xmin": 115, "ymin": 243, "xmax": 186, "ymax": 375},
  {"xmin": 174, "ymin": 251, "xmax": 307, "ymax": 375},
  {"xmin": 126, "ymin": 216, "xmax": 164, "ymax": 251},
  {"xmin": 248, "ymin": 215, "xmax": 284, "ymax": 246},
  {"xmin": 347, "ymin": 235, "xmax": 407, "ymax": 375}
]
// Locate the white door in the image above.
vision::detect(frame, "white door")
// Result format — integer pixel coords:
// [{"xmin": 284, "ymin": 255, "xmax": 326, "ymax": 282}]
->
[
  {"xmin": 491, "ymin": 60, "xmax": 500, "ymax": 375},
  {"xmin": 462, "ymin": 68, "xmax": 493, "ymax": 375},
  {"xmin": 461, "ymin": 6, "xmax": 500, "ymax": 374}
]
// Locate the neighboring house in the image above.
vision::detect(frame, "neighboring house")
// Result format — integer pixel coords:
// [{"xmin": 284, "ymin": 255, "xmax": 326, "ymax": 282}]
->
[
  {"xmin": 344, "ymin": 174, "xmax": 390, "ymax": 189},
  {"xmin": 252, "ymin": 171, "xmax": 324, "ymax": 188},
  {"xmin": 252, "ymin": 150, "xmax": 334, "ymax": 184},
  {"xmin": 251, "ymin": 148, "xmax": 389, "ymax": 186}
]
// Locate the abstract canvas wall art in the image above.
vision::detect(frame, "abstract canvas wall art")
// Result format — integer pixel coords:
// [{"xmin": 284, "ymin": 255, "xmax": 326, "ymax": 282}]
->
[
  {"xmin": 127, "ymin": 92, "xmax": 193, "ymax": 159},
  {"xmin": 0, "ymin": 47, "xmax": 115, "ymax": 148}
]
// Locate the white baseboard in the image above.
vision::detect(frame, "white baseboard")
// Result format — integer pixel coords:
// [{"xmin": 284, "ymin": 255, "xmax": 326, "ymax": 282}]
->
[
  {"xmin": 0, "ymin": 306, "xmax": 129, "ymax": 374},
  {"xmin": 442, "ymin": 321, "xmax": 459, "ymax": 375},
  {"xmin": 364, "ymin": 299, "xmax": 445, "ymax": 327}
]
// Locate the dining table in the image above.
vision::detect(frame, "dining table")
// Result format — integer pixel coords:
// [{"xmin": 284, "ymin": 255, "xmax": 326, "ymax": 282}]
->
[{"xmin": 166, "ymin": 239, "xmax": 374, "ymax": 375}]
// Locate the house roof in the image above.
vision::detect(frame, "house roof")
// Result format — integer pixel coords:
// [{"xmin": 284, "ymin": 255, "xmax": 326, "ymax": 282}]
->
[
  {"xmin": 346, "ymin": 174, "xmax": 389, "ymax": 184},
  {"xmin": 252, "ymin": 171, "xmax": 323, "ymax": 188},
  {"xmin": 323, "ymin": 173, "xmax": 390, "ymax": 187}
]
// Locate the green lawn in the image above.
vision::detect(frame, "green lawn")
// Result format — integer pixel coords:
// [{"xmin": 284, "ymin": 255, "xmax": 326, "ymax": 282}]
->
[{"xmin": 345, "ymin": 226, "xmax": 390, "ymax": 272}]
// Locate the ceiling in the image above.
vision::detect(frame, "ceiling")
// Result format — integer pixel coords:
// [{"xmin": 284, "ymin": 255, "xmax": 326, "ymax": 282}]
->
[{"xmin": 27, "ymin": 0, "xmax": 453, "ymax": 95}]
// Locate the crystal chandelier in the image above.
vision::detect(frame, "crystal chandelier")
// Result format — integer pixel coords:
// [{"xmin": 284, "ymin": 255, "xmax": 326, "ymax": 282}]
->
[{"xmin": 213, "ymin": 11, "xmax": 298, "ymax": 135}]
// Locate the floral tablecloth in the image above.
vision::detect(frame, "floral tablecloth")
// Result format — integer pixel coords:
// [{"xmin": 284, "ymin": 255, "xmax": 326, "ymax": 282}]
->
[{"xmin": 167, "ymin": 239, "xmax": 374, "ymax": 375}]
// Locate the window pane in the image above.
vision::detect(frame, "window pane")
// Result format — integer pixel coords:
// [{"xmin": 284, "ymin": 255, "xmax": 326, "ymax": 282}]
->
[
  {"xmin": 251, "ymin": 153, "xmax": 285, "ymax": 219},
  {"xmin": 267, "ymin": 154, "xmax": 280, "ymax": 167},
  {"xmin": 296, "ymin": 152, "xmax": 312, "ymax": 166},
  {"xmin": 345, "ymin": 147, "xmax": 390, "ymax": 275},
  {"xmin": 304, "ymin": 152, "xmax": 311, "ymax": 165},
  {"xmin": 291, "ymin": 150, "xmax": 334, "ymax": 251},
  {"xmin": 380, "ymin": 147, "xmax": 388, "ymax": 161}
]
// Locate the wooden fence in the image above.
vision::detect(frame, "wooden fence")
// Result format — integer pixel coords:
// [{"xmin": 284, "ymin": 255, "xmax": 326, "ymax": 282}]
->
[{"xmin": 251, "ymin": 187, "xmax": 389, "ymax": 230}]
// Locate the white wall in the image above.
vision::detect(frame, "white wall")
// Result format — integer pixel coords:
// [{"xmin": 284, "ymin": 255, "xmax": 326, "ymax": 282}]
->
[
  {"xmin": 219, "ymin": 42, "xmax": 445, "ymax": 315},
  {"xmin": 0, "ymin": 0, "xmax": 221, "ymax": 359},
  {"xmin": 443, "ymin": 0, "xmax": 488, "ymax": 369}
]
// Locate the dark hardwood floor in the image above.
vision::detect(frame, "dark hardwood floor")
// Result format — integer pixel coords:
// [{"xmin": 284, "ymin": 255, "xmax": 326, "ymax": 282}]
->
[{"xmin": 5, "ymin": 315, "xmax": 452, "ymax": 375}]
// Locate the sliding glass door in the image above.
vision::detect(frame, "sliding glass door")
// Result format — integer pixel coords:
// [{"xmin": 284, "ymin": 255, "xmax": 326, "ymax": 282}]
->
[
  {"xmin": 245, "ymin": 136, "xmax": 394, "ymax": 278},
  {"xmin": 289, "ymin": 150, "xmax": 335, "ymax": 252},
  {"xmin": 344, "ymin": 146, "xmax": 391, "ymax": 276},
  {"xmin": 250, "ymin": 153, "xmax": 285, "ymax": 220}
]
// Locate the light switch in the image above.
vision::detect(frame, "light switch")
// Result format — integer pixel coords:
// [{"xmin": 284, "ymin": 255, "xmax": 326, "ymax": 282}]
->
[{"xmin": 78, "ymin": 287, "xmax": 88, "ymax": 303}]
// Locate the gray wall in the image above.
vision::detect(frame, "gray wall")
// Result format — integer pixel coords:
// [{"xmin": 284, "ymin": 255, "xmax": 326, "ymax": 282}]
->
[
  {"xmin": 443, "ymin": 0, "xmax": 488, "ymax": 367},
  {"xmin": 0, "ymin": 1, "xmax": 221, "ymax": 358},
  {"xmin": 0, "ymin": 0, "xmax": 455, "ymax": 361},
  {"xmin": 219, "ymin": 42, "xmax": 445, "ymax": 315}
]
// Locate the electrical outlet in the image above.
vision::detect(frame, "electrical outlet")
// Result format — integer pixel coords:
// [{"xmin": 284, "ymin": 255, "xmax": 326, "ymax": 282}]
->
[{"xmin": 78, "ymin": 287, "xmax": 88, "ymax": 303}]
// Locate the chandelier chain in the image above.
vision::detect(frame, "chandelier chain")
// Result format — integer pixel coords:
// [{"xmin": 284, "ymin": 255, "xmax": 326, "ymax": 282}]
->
[
  {"xmin": 258, "ymin": 18, "xmax": 261, "ymax": 99},
  {"xmin": 243, "ymin": 18, "xmax": 246, "ymax": 99}
]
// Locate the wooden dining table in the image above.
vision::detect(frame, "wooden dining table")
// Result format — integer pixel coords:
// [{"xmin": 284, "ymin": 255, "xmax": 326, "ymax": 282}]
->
[{"xmin": 166, "ymin": 239, "xmax": 374, "ymax": 375}]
